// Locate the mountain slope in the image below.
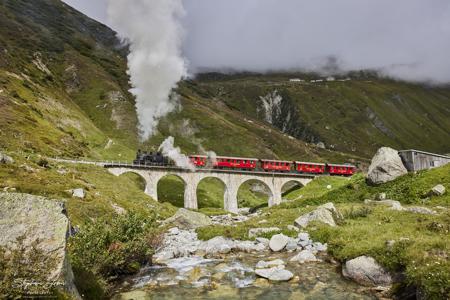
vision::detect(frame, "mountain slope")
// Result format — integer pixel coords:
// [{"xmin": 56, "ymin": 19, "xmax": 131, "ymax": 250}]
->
[
  {"xmin": 0, "ymin": 0, "xmax": 448, "ymax": 165},
  {"xmin": 187, "ymin": 72, "xmax": 450, "ymax": 158}
]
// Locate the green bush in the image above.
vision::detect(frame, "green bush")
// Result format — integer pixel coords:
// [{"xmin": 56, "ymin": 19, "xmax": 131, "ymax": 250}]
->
[{"xmin": 69, "ymin": 213, "xmax": 160, "ymax": 296}]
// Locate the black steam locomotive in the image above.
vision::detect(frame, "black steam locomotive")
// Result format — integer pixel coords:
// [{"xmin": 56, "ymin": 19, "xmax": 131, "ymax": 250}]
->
[{"xmin": 133, "ymin": 150, "xmax": 170, "ymax": 166}]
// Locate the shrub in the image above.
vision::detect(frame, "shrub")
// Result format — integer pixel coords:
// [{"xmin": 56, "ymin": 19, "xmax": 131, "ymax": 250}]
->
[
  {"xmin": 342, "ymin": 206, "xmax": 373, "ymax": 219},
  {"xmin": 69, "ymin": 212, "xmax": 159, "ymax": 295}
]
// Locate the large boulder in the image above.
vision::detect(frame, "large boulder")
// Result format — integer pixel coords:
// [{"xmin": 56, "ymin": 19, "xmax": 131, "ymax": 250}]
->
[
  {"xmin": 0, "ymin": 192, "xmax": 79, "ymax": 298},
  {"xmin": 269, "ymin": 233, "xmax": 289, "ymax": 252},
  {"xmin": 342, "ymin": 256, "xmax": 392, "ymax": 287},
  {"xmin": 163, "ymin": 208, "xmax": 212, "ymax": 229},
  {"xmin": 367, "ymin": 147, "xmax": 407, "ymax": 185},
  {"xmin": 294, "ymin": 202, "xmax": 341, "ymax": 228},
  {"xmin": 0, "ymin": 152, "xmax": 14, "ymax": 164}
]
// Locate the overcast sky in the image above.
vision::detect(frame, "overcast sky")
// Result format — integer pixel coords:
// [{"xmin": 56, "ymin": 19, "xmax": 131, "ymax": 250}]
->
[{"xmin": 63, "ymin": 0, "xmax": 450, "ymax": 83}]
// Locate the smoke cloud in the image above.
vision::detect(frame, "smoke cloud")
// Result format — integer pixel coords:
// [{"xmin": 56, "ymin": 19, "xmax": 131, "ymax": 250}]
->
[
  {"xmin": 158, "ymin": 136, "xmax": 195, "ymax": 171},
  {"xmin": 107, "ymin": 0, "xmax": 186, "ymax": 140}
]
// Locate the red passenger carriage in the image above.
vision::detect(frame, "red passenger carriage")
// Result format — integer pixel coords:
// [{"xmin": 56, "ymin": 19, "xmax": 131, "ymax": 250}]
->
[
  {"xmin": 260, "ymin": 159, "xmax": 292, "ymax": 172},
  {"xmin": 295, "ymin": 162, "xmax": 326, "ymax": 174},
  {"xmin": 327, "ymin": 164, "xmax": 356, "ymax": 176}
]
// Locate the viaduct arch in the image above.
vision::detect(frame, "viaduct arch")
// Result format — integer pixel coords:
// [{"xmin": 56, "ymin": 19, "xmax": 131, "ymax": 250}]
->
[{"xmin": 107, "ymin": 167, "xmax": 313, "ymax": 213}]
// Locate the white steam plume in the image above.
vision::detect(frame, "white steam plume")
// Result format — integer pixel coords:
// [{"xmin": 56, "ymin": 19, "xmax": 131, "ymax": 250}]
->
[
  {"xmin": 158, "ymin": 136, "xmax": 195, "ymax": 171},
  {"xmin": 107, "ymin": 0, "xmax": 187, "ymax": 140}
]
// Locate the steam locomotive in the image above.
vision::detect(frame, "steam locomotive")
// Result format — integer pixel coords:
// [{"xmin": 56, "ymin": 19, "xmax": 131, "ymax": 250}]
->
[
  {"xmin": 132, "ymin": 150, "xmax": 356, "ymax": 176},
  {"xmin": 133, "ymin": 150, "xmax": 171, "ymax": 166}
]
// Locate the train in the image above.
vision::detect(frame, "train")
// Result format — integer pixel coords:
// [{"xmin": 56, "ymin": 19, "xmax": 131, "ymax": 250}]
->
[
  {"xmin": 189, "ymin": 155, "xmax": 356, "ymax": 176},
  {"xmin": 133, "ymin": 150, "xmax": 356, "ymax": 176}
]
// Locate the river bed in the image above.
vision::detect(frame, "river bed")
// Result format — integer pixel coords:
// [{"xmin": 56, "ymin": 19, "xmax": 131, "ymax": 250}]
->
[{"xmin": 112, "ymin": 251, "xmax": 377, "ymax": 300}]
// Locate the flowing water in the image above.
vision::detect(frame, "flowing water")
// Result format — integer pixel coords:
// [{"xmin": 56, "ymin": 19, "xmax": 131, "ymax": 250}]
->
[{"xmin": 112, "ymin": 251, "xmax": 377, "ymax": 300}]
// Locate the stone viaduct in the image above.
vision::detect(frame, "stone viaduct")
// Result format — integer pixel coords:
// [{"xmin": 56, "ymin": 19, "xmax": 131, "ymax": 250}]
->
[{"xmin": 106, "ymin": 166, "xmax": 314, "ymax": 213}]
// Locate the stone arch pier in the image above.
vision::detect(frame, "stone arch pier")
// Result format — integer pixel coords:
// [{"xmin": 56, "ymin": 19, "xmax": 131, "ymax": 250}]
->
[{"xmin": 107, "ymin": 167, "xmax": 313, "ymax": 213}]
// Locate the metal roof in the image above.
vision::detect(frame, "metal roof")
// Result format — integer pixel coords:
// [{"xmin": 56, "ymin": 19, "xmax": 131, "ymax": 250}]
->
[
  {"xmin": 260, "ymin": 159, "xmax": 293, "ymax": 163},
  {"xmin": 189, "ymin": 154, "xmax": 259, "ymax": 160},
  {"xmin": 327, "ymin": 163, "xmax": 356, "ymax": 168},
  {"xmin": 295, "ymin": 161, "xmax": 326, "ymax": 166},
  {"xmin": 399, "ymin": 149, "xmax": 450, "ymax": 159}
]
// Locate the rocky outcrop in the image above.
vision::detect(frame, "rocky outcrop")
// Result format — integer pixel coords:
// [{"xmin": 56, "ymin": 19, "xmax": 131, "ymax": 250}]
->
[
  {"xmin": 163, "ymin": 208, "xmax": 212, "ymax": 229},
  {"xmin": 364, "ymin": 199, "xmax": 436, "ymax": 215},
  {"xmin": 0, "ymin": 152, "xmax": 14, "ymax": 164},
  {"xmin": 431, "ymin": 184, "xmax": 446, "ymax": 196},
  {"xmin": 342, "ymin": 256, "xmax": 392, "ymax": 287},
  {"xmin": 367, "ymin": 147, "xmax": 407, "ymax": 185},
  {"xmin": 294, "ymin": 202, "xmax": 341, "ymax": 228},
  {"xmin": 0, "ymin": 192, "xmax": 79, "ymax": 298}
]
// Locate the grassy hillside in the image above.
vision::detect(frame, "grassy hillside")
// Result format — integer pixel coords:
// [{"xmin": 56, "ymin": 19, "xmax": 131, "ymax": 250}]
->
[
  {"xmin": 0, "ymin": 0, "xmax": 138, "ymax": 159},
  {"xmin": 197, "ymin": 164, "xmax": 450, "ymax": 299}
]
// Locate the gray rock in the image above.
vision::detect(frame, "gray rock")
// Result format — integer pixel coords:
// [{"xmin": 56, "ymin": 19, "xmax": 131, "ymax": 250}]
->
[
  {"xmin": 294, "ymin": 203, "xmax": 340, "ymax": 228},
  {"xmin": 269, "ymin": 234, "xmax": 289, "ymax": 252},
  {"xmin": 248, "ymin": 227, "xmax": 280, "ymax": 238},
  {"xmin": 0, "ymin": 192, "xmax": 79, "ymax": 298},
  {"xmin": 297, "ymin": 232, "xmax": 310, "ymax": 241},
  {"xmin": 255, "ymin": 259, "xmax": 285, "ymax": 269},
  {"xmin": 290, "ymin": 250, "xmax": 320, "ymax": 263},
  {"xmin": 235, "ymin": 241, "xmax": 264, "ymax": 253},
  {"xmin": 255, "ymin": 266, "xmax": 293, "ymax": 281},
  {"xmin": 342, "ymin": 256, "xmax": 392, "ymax": 286},
  {"xmin": 405, "ymin": 207, "xmax": 436, "ymax": 215},
  {"xmin": 287, "ymin": 225, "xmax": 299, "ymax": 232},
  {"xmin": 298, "ymin": 239, "xmax": 311, "ymax": 248},
  {"xmin": 255, "ymin": 237, "xmax": 270, "ymax": 246},
  {"xmin": 0, "ymin": 152, "xmax": 14, "ymax": 164},
  {"xmin": 285, "ymin": 238, "xmax": 298, "ymax": 251},
  {"xmin": 377, "ymin": 192, "xmax": 387, "ymax": 200},
  {"xmin": 168, "ymin": 227, "xmax": 180, "ymax": 235},
  {"xmin": 313, "ymin": 242, "xmax": 328, "ymax": 252},
  {"xmin": 364, "ymin": 199, "xmax": 403, "ymax": 211},
  {"xmin": 367, "ymin": 147, "xmax": 407, "ymax": 185},
  {"xmin": 72, "ymin": 188, "xmax": 85, "ymax": 199},
  {"xmin": 163, "ymin": 208, "xmax": 212, "ymax": 229},
  {"xmin": 431, "ymin": 184, "xmax": 446, "ymax": 196},
  {"xmin": 199, "ymin": 236, "xmax": 234, "ymax": 255}
]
